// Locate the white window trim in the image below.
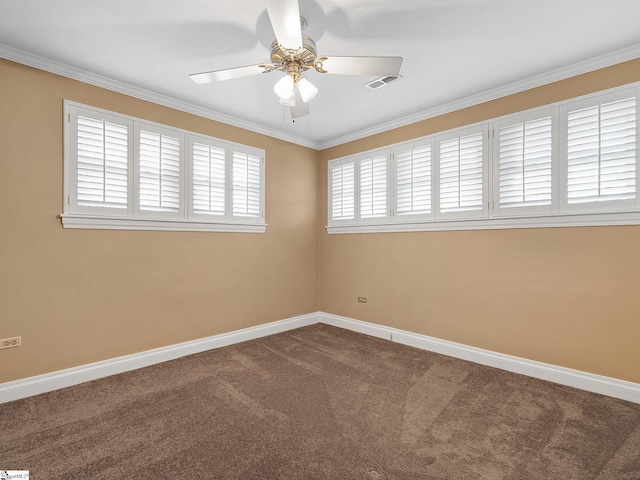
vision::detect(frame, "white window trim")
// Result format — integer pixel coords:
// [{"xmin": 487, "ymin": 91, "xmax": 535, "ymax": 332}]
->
[
  {"xmin": 328, "ymin": 210, "xmax": 640, "ymax": 234},
  {"xmin": 327, "ymin": 82, "xmax": 640, "ymax": 234},
  {"xmin": 62, "ymin": 100, "xmax": 266, "ymax": 233},
  {"xmin": 59, "ymin": 214, "xmax": 266, "ymax": 233}
]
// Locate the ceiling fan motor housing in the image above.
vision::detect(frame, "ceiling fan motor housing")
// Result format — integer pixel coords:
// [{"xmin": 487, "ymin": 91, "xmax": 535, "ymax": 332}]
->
[{"xmin": 270, "ymin": 34, "xmax": 317, "ymax": 72}]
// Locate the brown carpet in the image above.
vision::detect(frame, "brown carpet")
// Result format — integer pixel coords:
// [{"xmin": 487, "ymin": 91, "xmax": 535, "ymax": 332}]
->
[{"xmin": 1, "ymin": 324, "xmax": 639, "ymax": 479}]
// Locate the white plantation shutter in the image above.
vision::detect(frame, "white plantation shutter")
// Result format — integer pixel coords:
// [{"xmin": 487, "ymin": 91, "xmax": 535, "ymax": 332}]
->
[
  {"xmin": 566, "ymin": 95, "xmax": 637, "ymax": 206},
  {"xmin": 191, "ymin": 141, "xmax": 226, "ymax": 217},
  {"xmin": 438, "ymin": 128, "xmax": 486, "ymax": 217},
  {"xmin": 359, "ymin": 153, "xmax": 389, "ymax": 220},
  {"xmin": 138, "ymin": 128, "xmax": 181, "ymax": 214},
  {"xmin": 64, "ymin": 101, "xmax": 266, "ymax": 232},
  {"xmin": 76, "ymin": 114, "xmax": 129, "ymax": 211},
  {"xmin": 496, "ymin": 115, "xmax": 553, "ymax": 214},
  {"xmin": 329, "ymin": 161, "xmax": 355, "ymax": 222},
  {"xmin": 324, "ymin": 87, "xmax": 640, "ymax": 234},
  {"xmin": 395, "ymin": 142, "xmax": 432, "ymax": 219},
  {"xmin": 232, "ymin": 149, "xmax": 262, "ymax": 220}
]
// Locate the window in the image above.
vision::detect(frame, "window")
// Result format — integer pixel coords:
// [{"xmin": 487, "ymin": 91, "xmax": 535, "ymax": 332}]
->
[
  {"xmin": 63, "ymin": 101, "xmax": 265, "ymax": 232},
  {"xmin": 73, "ymin": 111, "xmax": 131, "ymax": 215},
  {"xmin": 190, "ymin": 138, "xmax": 226, "ymax": 218},
  {"xmin": 232, "ymin": 150, "xmax": 262, "ymax": 219},
  {"xmin": 137, "ymin": 124, "xmax": 183, "ymax": 218},
  {"xmin": 437, "ymin": 126, "xmax": 487, "ymax": 219},
  {"xmin": 327, "ymin": 83, "xmax": 640, "ymax": 233},
  {"xmin": 561, "ymin": 92, "xmax": 637, "ymax": 212},
  {"xmin": 359, "ymin": 152, "xmax": 389, "ymax": 221},
  {"xmin": 493, "ymin": 110, "xmax": 555, "ymax": 217},
  {"xmin": 328, "ymin": 150, "xmax": 390, "ymax": 225},
  {"xmin": 329, "ymin": 160, "xmax": 355, "ymax": 222},
  {"xmin": 395, "ymin": 140, "xmax": 433, "ymax": 221}
]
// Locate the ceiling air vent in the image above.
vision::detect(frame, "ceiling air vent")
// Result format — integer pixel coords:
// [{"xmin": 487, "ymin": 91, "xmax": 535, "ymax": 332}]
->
[{"xmin": 364, "ymin": 75, "xmax": 401, "ymax": 90}]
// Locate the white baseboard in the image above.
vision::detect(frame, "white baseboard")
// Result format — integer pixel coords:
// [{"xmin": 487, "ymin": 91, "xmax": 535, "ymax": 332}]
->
[
  {"xmin": 320, "ymin": 312, "xmax": 640, "ymax": 404},
  {"xmin": 2, "ymin": 311, "xmax": 638, "ymax": 405},
  {"xmin": 0, "ymin": 312, "xmax": 320, "ymax": 404}
]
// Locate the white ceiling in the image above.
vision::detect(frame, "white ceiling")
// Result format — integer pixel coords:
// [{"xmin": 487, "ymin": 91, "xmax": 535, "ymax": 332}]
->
[{"xmin": 1, "ymin": 0, "xmax": 640, "ymax": 149}]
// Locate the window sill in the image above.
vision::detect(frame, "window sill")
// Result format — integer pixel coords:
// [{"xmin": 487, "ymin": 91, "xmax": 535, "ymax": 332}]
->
[
  {"xmin": 60, "ymin": 214, "xmax": 267, "ymax": 233},
  {"xmin": 326, "ymin": 211, "xmax": 640, "ymax": 234}
]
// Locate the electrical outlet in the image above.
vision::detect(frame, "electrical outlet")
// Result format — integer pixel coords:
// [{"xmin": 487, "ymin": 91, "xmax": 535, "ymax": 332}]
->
[
  {"xmin": 358, "ymin": 297, "xmax": 367, "ymax": 303},
  {"xmin": 0, "ymin": 336, "xmax": 21, "ymax": 349}
]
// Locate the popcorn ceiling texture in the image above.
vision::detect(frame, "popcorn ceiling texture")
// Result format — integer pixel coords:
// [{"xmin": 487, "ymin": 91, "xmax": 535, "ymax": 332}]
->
[{"xmin": 2, "ymin": 324, "xmax": 639, "ymax": 479}]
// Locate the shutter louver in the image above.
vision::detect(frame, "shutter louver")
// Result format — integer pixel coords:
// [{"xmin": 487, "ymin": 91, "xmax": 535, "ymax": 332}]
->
[
  {"xmin": 330, "ymin": 163, "xmax": 355, "ymax": 221},
  {"xmin": 77, "ymin": 115, "xmax": 128, "ymax": 209},
  {"xmin": 567, "ymin": 97, "xmax": 636, "ymax": 204},
  {"xmin": 439, "ymin": 133, "xmax": 484, "ymax": 213},
  {"xmin": 232, "ymin": 150, "xmax": 261, "ymax": 218},
  {"xmin": 396, "ymin": 144, "xmax": 431, "ymax": 216},
  {"xmin": 192, "ymin": 143, "xmax": 225, "ymax": 216},
  {"xmin": 139, "ymin": 130, "xmax": 180, "ymax": 212},
  {"xmin": 499, "ymin": 117, "xmax": 553, "ymax": 209},
  {"xmin": 360, "ymin": 154, "xmax": 387, "ymax": 219}
]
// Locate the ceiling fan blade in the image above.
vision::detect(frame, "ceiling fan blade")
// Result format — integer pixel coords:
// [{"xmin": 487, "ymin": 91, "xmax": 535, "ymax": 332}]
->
[
  {"xmin": 316, "ymin": 56, "xmax": 403, "ymax": 77},
  {"xmin": 190, "ymin": 64, "xmax": 269, "ymax": 84},
  {"xmin": 264, "ymin": 0, "xmax": 303, "ymax": 51}
]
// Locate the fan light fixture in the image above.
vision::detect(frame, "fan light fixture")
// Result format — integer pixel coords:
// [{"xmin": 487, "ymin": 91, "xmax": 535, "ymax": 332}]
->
[
  {"xmin": 297, "ymin": 78, "xmax": 318, "ymax": 102},
  {"xmin": 274, "ymin": 60, "xmax": 318, "ymax": 107},
  {"xmin": 274, "ymin": 75, "xmax": 295, "ymax": 100}
]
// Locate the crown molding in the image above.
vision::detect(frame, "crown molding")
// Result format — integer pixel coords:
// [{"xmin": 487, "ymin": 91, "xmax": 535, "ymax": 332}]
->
[
  {"xmin": 318, "ymin": 43, "xmax": 640, "ymax": 150},
  {"xmin": 0, "ymin": 43, "xmax": 321, "ymax": 150},
  {"xmin": 2, "ymin": 42, "xmax": 639, "ymax": 152}
]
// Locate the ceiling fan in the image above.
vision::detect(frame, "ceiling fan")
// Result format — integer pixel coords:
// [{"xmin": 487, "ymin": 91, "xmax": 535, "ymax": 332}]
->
[{"xmin": 189, "ymin": 0, "xmax": 403, "ymax": 120}]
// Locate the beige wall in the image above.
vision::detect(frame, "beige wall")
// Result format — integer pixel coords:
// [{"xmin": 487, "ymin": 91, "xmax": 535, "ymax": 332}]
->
[
  {"xmin": 318, "ymin": 58, "xmax": 640, "ymax": 384},
  {"xmin": 2, "ymin": 56, "xmax": 640, "ymax": 387},
  {"xmin": 0, "ymin": 59, "xmax": 318, "ymax": 383}
]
